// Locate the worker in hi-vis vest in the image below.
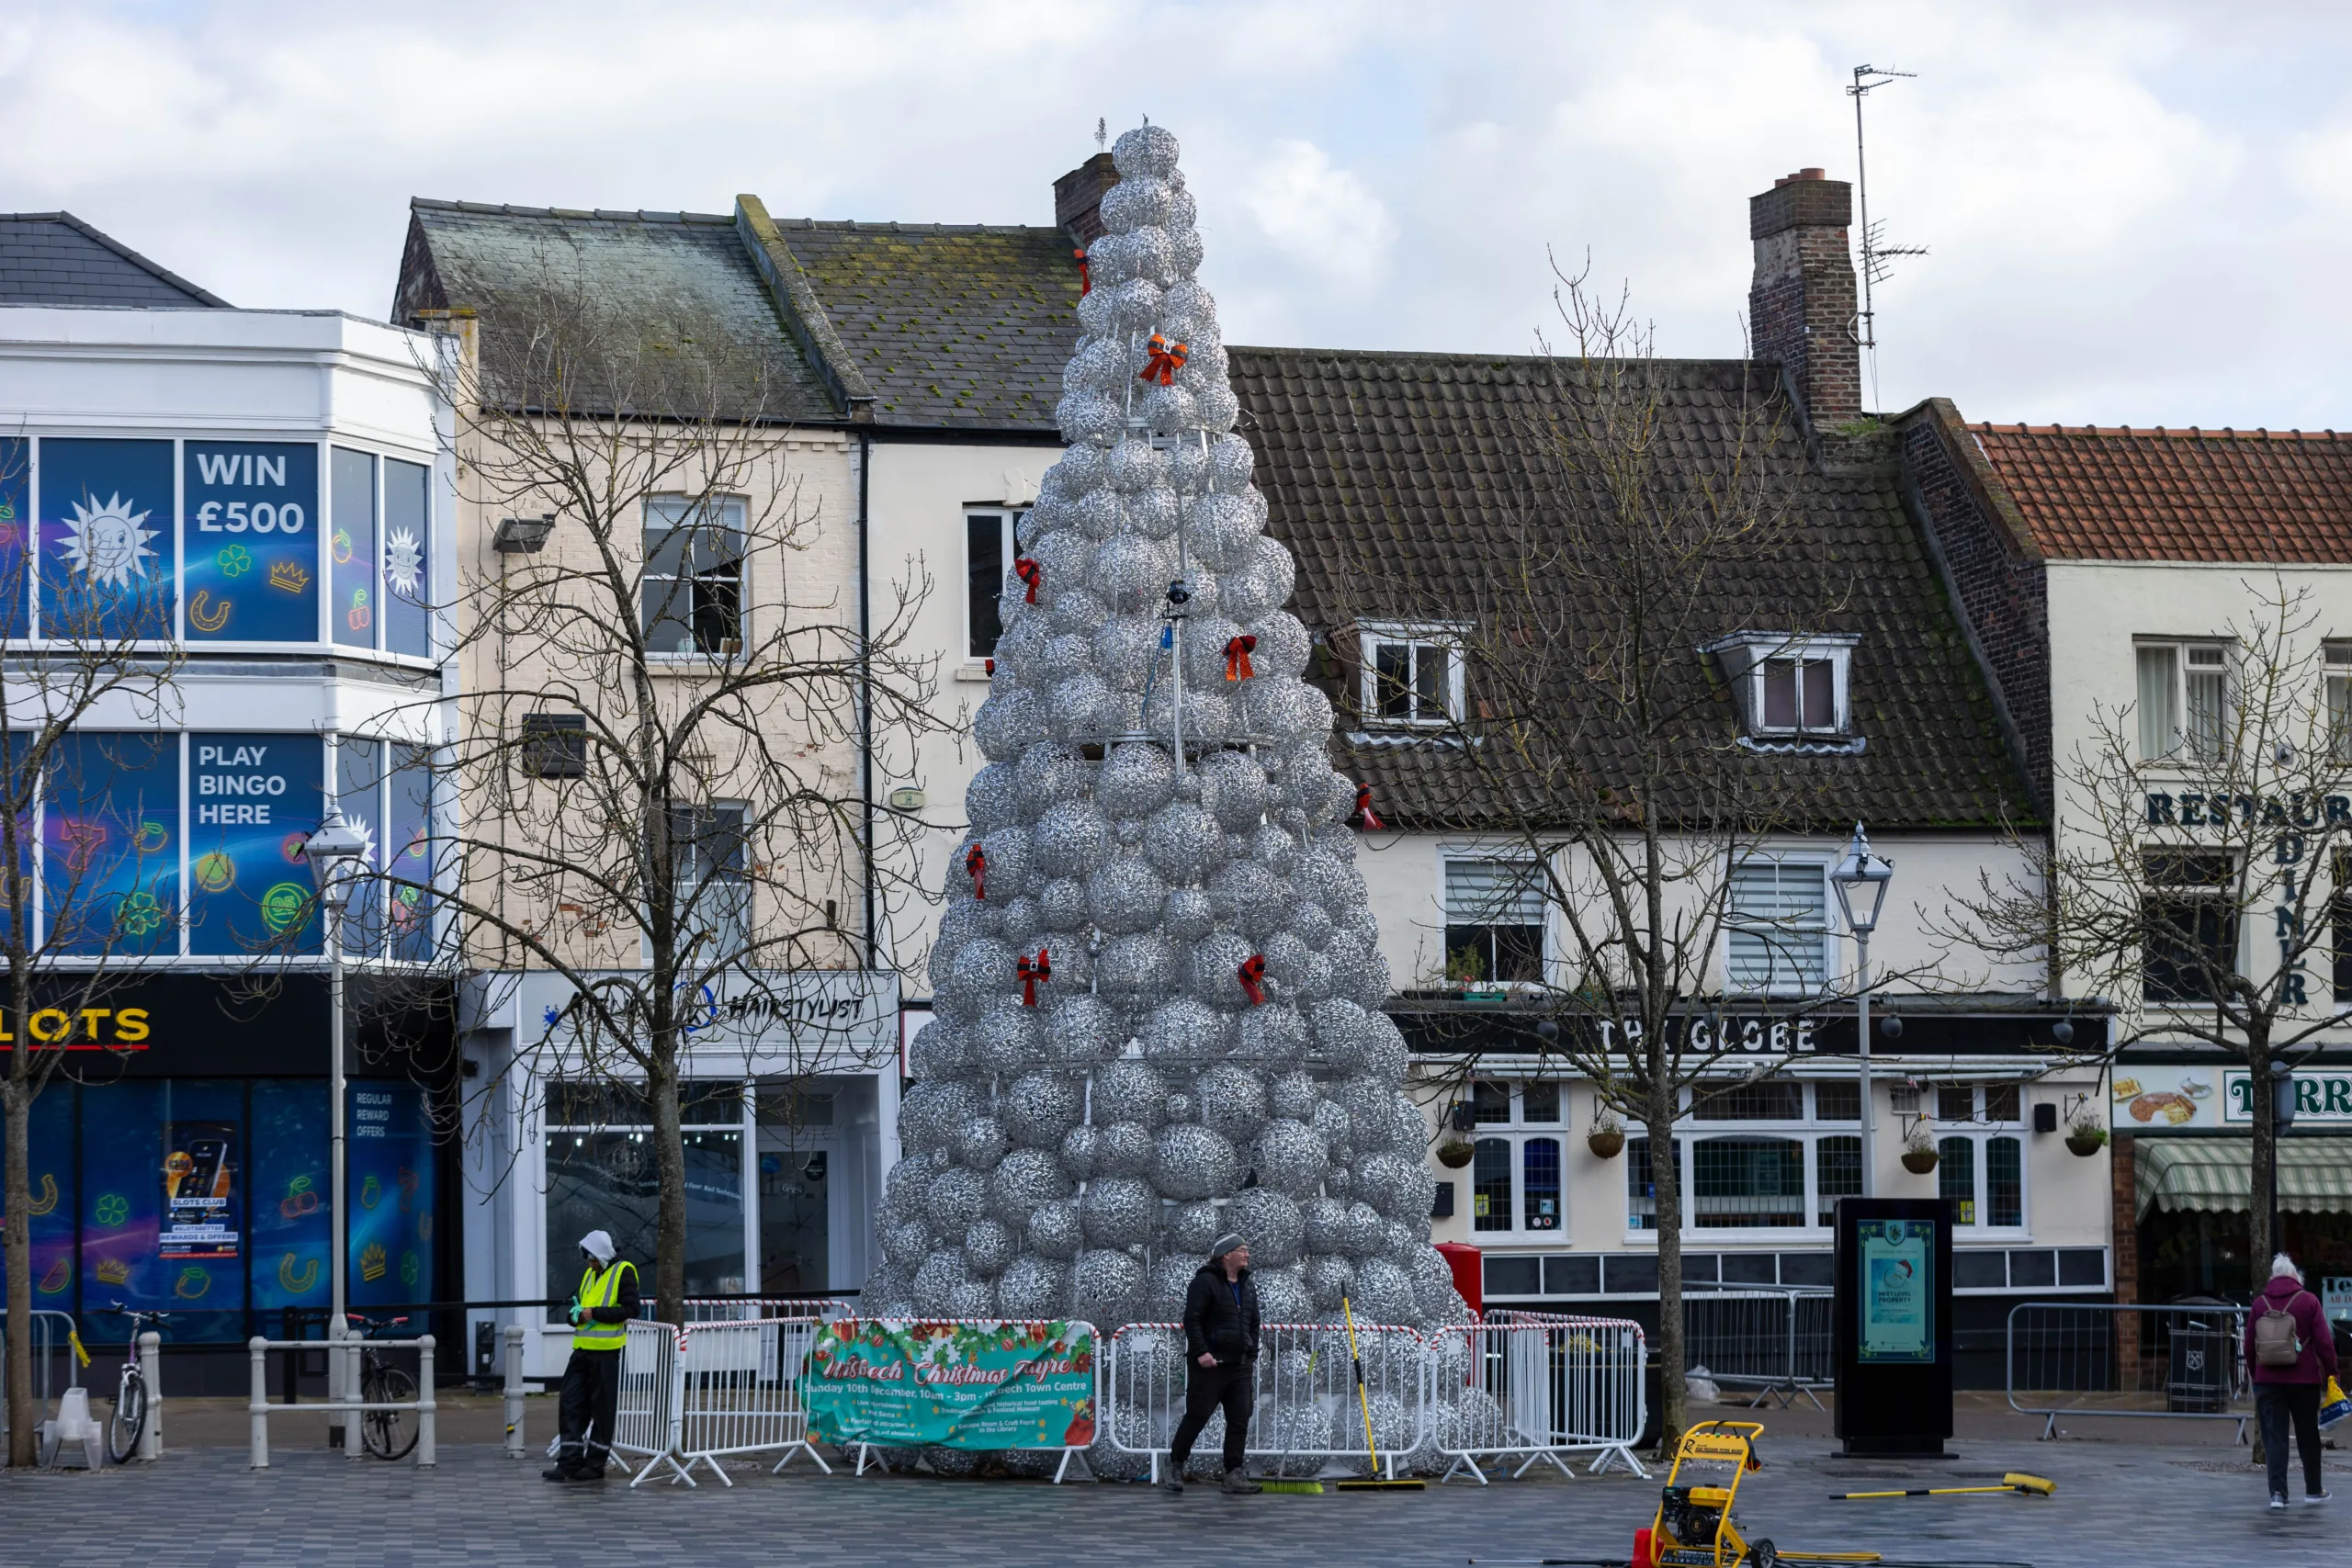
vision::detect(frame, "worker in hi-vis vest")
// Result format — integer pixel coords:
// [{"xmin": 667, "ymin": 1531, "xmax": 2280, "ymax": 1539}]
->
[{"xmin": 545, "ymin": 1229, "xmax": 640, "ymax": 1482}]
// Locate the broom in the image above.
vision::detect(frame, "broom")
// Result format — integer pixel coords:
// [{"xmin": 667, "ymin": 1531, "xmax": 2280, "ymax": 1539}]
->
[
  {"xmin": 1827, "ymin": 1473, "xmax": 2055, "ymax": 1500},
  {"xmin": 1332, "ymin": 1296, "xmax": 1425, "ymax": 1491}
]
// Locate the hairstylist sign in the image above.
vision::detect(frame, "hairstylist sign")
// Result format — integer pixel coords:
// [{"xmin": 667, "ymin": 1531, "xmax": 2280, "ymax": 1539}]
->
[{"xmin": 804, "ymin": 1318, "xmax": 1096, "ymax": 1450}]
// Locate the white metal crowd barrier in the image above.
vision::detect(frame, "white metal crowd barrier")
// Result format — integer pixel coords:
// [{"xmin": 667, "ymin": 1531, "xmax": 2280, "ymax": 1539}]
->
[
  {"xmin": 2007, "ymin": 1301, "xmax": 2254, "ymax": 1442},
  {"xmin": 613, "ymin": 1321, "xmax": 690, "ymax": 1485},
  {"xmin": 245, "ymin": 1335, "xmax": 436, "ymax": 1468},
  {"xmin": 682, "ymin": 1297, "xmax": 856, "ymax": 1325},
  {"xmin": 1683, "ymin": 1289, "xmax": 1833, "ymax": 1409},
  {"xmin": 1436, "ymin": 1312, "xmax": 1649, "ymax": 1482},
  {"xmin": 674, "ymin": 1315, "xmax": 834, "ymax": 1484},
  {"xmin": 1102, "ymin": 1320, "xmax": 1430, "ymax": 1483}
]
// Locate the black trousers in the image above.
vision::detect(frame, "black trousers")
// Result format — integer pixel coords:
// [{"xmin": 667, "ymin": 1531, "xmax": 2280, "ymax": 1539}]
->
[
  {"xmin": 2257, "ymin": 1382, "xmax": 2325, "ymax": 1499},
  {"xmin": 557, "ymin": 1347, "xmax": 623, "ymax": 1472},
  {"xmin": 1170, "ymin": 1358, "xmax": 1254, "ymax": 1473}
]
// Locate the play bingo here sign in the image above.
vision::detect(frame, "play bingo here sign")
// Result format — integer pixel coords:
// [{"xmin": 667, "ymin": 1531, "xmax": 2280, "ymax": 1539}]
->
[{"xmin": 805, "ymin": 1319, "xmax": 1096, "ymax": 1450}]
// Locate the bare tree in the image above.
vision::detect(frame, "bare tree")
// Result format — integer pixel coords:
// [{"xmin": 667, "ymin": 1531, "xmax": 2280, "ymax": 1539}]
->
[
  {"xmin": 392, "ymin": 256, "xmax": 943, "ymax": 1322},
  {"xmin": 1329, "ymin": 267, "xmax": 1871, "ymax": 1450},
  {"xmin": 2, "ymin": 433, "xmax": 190, "ymax": 1465},
  {"xmin": 1950, "ymin": 579, "xmax": 2352, "ymax": 1285}
]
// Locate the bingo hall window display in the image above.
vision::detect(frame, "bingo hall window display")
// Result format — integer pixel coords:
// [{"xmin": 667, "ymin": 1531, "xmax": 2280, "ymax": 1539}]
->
[{"xmin": 0, "ymin": 434, "xmax": 432, "ymax": 654}]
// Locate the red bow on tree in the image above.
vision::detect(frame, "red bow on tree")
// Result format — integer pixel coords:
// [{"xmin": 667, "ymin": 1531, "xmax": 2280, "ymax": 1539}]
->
[
  {"xmin": 1017, "ymin": 948, "xmax": 1053, "ymax": 1007},
  {"xmin": 1353, "ymin": 783, "xmax": 1385, "ymax": 831},
  {"xmin": 1073, "ymin": 246, "xmax": 1091, "ymax": 297},
  {"xmin": 1137, "ymin": 333, "xmax": 1189, "ymax": 387},
  {"xmin": 964, "ymin": 843, "xmax": 988, "ymax": 900},
  {"xmin": 1237, "ymin": 953, "xmax": 1268, "ymax": 1007},
  {"xmin": 1224, "ymin": 634, "xmax": 1257, "ymax": 682},
  {"xmin": 1014, "ymin": 558, "xmax": 1042, "ymax": 604}
]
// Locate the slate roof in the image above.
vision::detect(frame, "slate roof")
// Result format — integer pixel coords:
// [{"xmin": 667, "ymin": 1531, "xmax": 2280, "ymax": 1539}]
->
[
  {"xmin": 1229, "ymin": 345, "xmax": 2038, "ymax": 832},
  {"xmin": 396, "ymin": 201, "xmax": 840, "ymax": 423},
  {"xmin": 775, "ymin": 220, "xmax": 1079, "ymax": 431},
  {"xmin": 0, "ymin": 212, "xmax": 228, "ymax": 308},
  {"xmin": 1972, "ymin": 423, "xmax": 2352, "ymax": 565}
]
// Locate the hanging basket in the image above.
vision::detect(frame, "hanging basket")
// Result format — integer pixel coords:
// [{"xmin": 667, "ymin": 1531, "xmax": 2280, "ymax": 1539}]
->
[
  {"xmin": 1435, "ymin": 1136, "xmax": 1476, "ymax": 1169},
  {"xmin": 2066, "ymin": 1130, "xmax": 2108, "ymax": 1157},
  {"xmin": 1900, "ymin": 1147, "xmax": 1940, "ymax": 1175},
  {"xmin": 1587, "ymin": 1128, "xmax": 1626, "ymax": 1160}
]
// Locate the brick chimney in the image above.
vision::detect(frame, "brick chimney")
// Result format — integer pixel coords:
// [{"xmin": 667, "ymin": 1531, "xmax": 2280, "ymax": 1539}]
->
[
  {"xmin": 1055, "ymin": 152, "xmax": 1117, "ymax": 245},
  {"xmin": 1748, "ymin": 167, "xmax": 1860, "ymax": 429}
]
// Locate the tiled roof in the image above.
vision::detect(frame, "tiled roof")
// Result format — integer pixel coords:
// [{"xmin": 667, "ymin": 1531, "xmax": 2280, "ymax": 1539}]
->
[
  {"xmin": 1230, "ymin": 346, "xmax": 2038, "ymax": 832},
  {"xmin": 773, "ymin": 219, "xmax": 1079, "ymax": 431},
  {"xmin": 0, "ymin": 212, "xmax": 228, "ymax": 308},
  {"xmin": 396, "ymin": 201, "xmax": 840, "ymax": 424},
  {"xmin": 1973, "ymin": 423, "xmax": 2352, "ymax": 564}
]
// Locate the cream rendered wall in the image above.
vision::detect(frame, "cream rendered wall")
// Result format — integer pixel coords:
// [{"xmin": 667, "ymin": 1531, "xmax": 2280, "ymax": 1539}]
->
[
  {"xmin": 2042, "ymin": 558, "xmax": 2352, "ymax": 1034},
  {"xmin": 861, "ymin": 437, "xmax": 1061, "ymax": 996}
]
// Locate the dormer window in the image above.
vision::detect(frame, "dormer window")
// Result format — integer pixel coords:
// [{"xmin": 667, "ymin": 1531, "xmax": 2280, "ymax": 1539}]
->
[
  {"xmin": 1703, "ymin": 633, "xmax": 1859, "ymax": 746},
  {"xmin": 1358, "ymin": 621, "xmax": 1465, "ymax": 728}
]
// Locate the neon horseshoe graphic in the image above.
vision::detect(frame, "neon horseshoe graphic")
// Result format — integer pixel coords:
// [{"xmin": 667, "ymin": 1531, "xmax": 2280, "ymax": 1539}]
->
[{"xmin": 188, "ymin": 591, "xmax": 232, "ymax": 633}]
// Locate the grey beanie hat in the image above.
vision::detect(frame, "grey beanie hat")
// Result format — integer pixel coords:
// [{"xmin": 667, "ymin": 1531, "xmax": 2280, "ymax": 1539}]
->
[{"xmin": 1208, "ymin": 1231, "xmax": 1247, "ymax": 1260}]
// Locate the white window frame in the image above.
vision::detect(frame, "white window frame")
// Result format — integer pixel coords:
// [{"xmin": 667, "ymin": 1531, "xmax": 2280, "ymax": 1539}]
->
[
  {"xmin": 2134, "ymin": 637, "xmax": 2232, "ymax": 763},
  {"xmin": 2325, "ymin": 641, "xmax": 2351, "ymax": 763},
  {"xmin": 1623, "ymin": 1081, "xmax": 1865, "ymax": 1241},
  {"xmin": 964, "ymin": 508, "xmax": 1022, "ymax": 664},
  {"xmin": 1442, "ymin": 852, "xmax": 1547, "ymax": 989},
  {"xmin": 1464, "ymin": 1079, "xmax": 1569, "ymax": 1236},
  {"xmin": 1928, "ymin": 1084, "xmax": 2030, "ymax": 1234},
  {"xmin": 1724, "ymin": 854, "xmax": 1834, "ymax": 997},
  {"xmin": 1358, "ymin": 620, "xmax": 1467, "ymax": 728},
  {"xmin": 1704, "ymin": 633, "xmax": 1858, "ymax": 739}
]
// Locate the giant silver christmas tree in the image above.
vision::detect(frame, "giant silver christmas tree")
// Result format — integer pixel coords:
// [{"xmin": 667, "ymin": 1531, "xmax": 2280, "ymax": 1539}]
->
[{"xmin": 869, "ymin": 124, "xmax": 1472, "ymax": 1467}]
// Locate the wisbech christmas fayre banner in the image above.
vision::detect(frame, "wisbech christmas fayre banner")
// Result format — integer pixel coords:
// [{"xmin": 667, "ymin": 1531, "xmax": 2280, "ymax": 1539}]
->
[
  {"xmin": 868, "ymin": 122, "xmax": 1480, "ymax": 1476},
  {"xmin": 804, "ymin": 1319, "xmax": 1097, "ymax": 1450}
]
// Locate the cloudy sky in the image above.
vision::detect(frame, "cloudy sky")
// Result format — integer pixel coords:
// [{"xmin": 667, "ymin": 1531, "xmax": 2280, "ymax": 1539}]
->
[{"xmin": 2, "ymin": 2, "xmax": 2343, "ymax": 427}]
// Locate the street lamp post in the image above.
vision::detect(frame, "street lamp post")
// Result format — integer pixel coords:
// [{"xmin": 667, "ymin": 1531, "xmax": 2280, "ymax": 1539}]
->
[
  {"xmin": 300, "ymin": 809, "xmax": 369, "ymax": 1447},
  {"xmin": 1830, "ymin": 824, "xmax": 1895, "ymax": 1199}
]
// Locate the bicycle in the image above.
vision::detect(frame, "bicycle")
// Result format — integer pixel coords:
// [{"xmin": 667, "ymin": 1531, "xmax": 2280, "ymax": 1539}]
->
[
  {"xmin": 101, "ymin": 1301, "xmax": 171, "ymax": 1465},
  {"xmin": 345, "ymin": 1313, "xmax": 420, "ymax": 1461}
]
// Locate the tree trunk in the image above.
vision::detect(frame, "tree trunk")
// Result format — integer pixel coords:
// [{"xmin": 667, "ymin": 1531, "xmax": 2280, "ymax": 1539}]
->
[
  {"xmin": 649, "ymin": 1044, "xmax": 686, "ymax": 1326},
  {"xmin": 1648, "ymin": 1079, "xmax": 1685, "ymax": 1456},
  {"xmin": 4, "ymin": 1074, "xmax": 33, "ymax": 1468}
]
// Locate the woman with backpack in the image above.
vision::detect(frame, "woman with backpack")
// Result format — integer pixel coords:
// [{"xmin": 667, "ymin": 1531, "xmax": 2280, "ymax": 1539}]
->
[{"xmin": 2245, "ymin": 1253, "xmax": 2338, "ymax": 1508}]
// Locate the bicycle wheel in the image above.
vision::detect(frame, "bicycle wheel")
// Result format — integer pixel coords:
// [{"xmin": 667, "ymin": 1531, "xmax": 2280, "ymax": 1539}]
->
[
  {"xmin": 107, "ymin": 1370, "xmax": 147, "ymax": 1464},
  {"xmin": 361, "ymin": 1363, "xmax": 419, "ymax": 1461}
]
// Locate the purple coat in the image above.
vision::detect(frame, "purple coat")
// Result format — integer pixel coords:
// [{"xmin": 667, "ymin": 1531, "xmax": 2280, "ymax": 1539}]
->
[{"xmin": 2244, "ymin": 1277, "xmax": 2340, "ymax": 1385}]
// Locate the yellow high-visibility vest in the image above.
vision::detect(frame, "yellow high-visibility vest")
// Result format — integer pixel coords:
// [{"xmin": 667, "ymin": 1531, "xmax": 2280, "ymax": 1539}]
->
[{"xmin": 572, "ymin": 1259, "xmax": 636, "ymax": 1351}]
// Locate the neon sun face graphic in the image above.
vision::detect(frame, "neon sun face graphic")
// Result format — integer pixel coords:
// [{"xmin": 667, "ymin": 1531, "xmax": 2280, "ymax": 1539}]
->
[
  {"xmin": 60, "ymin": 493, "xmax": 158, "ymax": 589},
  {"xmin": 384, "ymin": 528, "xmax": 423, "ymax": 599}
]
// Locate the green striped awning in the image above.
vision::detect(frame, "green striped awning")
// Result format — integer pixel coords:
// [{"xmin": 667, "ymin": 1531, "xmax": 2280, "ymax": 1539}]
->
[{"xmin": 2135, "ymin": 1136, "xmax": 2352, "ymax": 1220}]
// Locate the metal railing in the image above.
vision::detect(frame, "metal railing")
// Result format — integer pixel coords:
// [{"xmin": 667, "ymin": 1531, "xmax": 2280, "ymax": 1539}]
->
[
  {"xmin": 2007, "ymin": 1300, "xmax": 2253, "ymax": 1441},
  {"xmin": 614, "ymin": 1320, "xmax": 690, "ymax": 1486},
  {"xmin": 245, "ymin": 1334, "xmax": 436, "ymax": 1467},
  {"xmin": 1102, "ymin": 1320, "xmax": 1430, "ymax": 1483},
  {"xmin": 1684, "ymin": 1288, "xmax": 1834, "ymax": 1409},
  {"xmin": 0, "ymin": 1310, "xmax": 81, "ymax": 1447},
  {"xmin": 1433, "ymin": 1312, "xmax": 1648, "ymax": 1482},
  {"xmin": 673, "ymin": 1314, "xmax": 834, "ymax": 1484}
]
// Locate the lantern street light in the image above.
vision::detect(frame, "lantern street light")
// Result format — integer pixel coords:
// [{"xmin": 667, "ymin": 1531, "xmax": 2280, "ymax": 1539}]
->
[
  {"xmin": 300, "ymin": 808, "xmax": 370, "ymax": 1445},
  {"xmin": 1829, "ymin": 824, "xmax": 1896, "ymax": 1198}
]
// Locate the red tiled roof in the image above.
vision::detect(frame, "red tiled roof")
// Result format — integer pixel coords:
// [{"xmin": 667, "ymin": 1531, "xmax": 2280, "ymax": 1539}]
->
[{"xmin": 1973, "ymin": 423, "xmax": 2352, "ymax": 564}]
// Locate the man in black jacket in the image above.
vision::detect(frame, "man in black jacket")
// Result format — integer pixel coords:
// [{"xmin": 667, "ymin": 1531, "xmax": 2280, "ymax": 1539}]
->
[{"xmin": 1167, "ymin": 1232, "xmax": 1262, "ymax": 1495}]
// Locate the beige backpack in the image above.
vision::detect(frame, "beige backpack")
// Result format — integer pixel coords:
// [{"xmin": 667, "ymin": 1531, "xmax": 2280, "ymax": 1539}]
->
[{"xmin": 2254, "ymin": 1292, "xmax": 2311, "ymax": 1368}]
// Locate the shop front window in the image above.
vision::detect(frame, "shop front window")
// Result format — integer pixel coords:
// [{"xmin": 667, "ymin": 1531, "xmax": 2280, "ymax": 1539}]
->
[
  {"xmin": 544, "ymin": 1079, "xmax": 743, "ymax": 1318},
  {"xmin": 755, "ymin": 1087, "xmax": 832, "ymax": 1295},
  {"xmin": 1521, "ymin": 1138, "xmax": 1562, "ymax": 1230},
  {"xmin": 1472, "ymin": 1137, "xmax": 1512, "ymax": 1232}
]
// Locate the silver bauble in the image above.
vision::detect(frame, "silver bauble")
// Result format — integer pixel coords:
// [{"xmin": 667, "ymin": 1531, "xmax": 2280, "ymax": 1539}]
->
[
  {"xmin": 1148, "ymin": 1122, "xmax": 1241, "ymax": 1200},
  {"xmin": 1252, "ymin": 1264, "xmax": 1312, "ymax": 1325},
  {"xmin": 1310, "ymin": 1099, "xmax": 1357, "ymax": 1165},
  {"xmin": 1353, "ymin": 1152, "xmax": 1424, "ymax": 1220},
  {"xmin": 1161, "ymin": 886, "xmax": 1216, "ymax": 941},
  {"xmin": 1145, "ymin": 1253, "xmax": 1196, "ymax": 1319},
  {"xmin": 1095, "ymin": 931, "xmax": 1175, "ymax": 1000},
  {"xmin": 1269, "ymin": 1070, "xmax": 1320, "ymax": 1122},
  {"xmin": 1112, "ymin": 122, "xmax": 1182, "ymax": 179},
  {"xmin": 1093, "ymin": 1121, "xmax": 1155, "ymax": 1177},
  {"xmin": 952, "ymin": 1113, "xmax": 1009, "ymax": 1170},
  {"xmin": 1057, "ymin": 1124, "xmax": 1101, "ymax": 1181},
  {"xmin": 1050, "ymin": 672, "xmax": 1111, "ymax": 739},
  {"xmin": 946, "ymin": 936, "xmax": 1018, "ymax": 1001},
  {"xmin": 899, "ymin": 1081, "xmax": 980, "ymax": 1155},
  {"xmin": 1306, "ymin": 1254, "xmax": 1356, "ymax": 1311},
  {"xmin": 1250, "ymin": 1118, "xmax": 1330, "ymax": 1200},
  {"xmin": 1342, "ymin": 1201, "xmax": 1385, "ymax": 1258},
  {"xmin": 1302, "ymin": 1198, "xmax": 1351, "ymax": 1257},
  {"xmin": 969, "ymin": 1008, "xmax": 1040, "ymax": 1074},
  {"xmin": 1039, "ymin": 875, "xmax": 1088, "ymax": 931},
  {"xmin": 1106, "ymin": 436, "xmax": 1167, "ymax": 493},
  {"xmin": 973, "ymin": 687, "xmax": 1048, "ymax": 762},
  {"xmin": 1097, "ymin": 742, "xmax": 1177, "ymax": 819},
  {"xmin": 963, "ymin": 1218, "xmax": 1017, "ymax": 1277},
  {"xmin": 989, "ymin": 1149, "xmax": 1073, "ymax": 1224},
  {"xmin": 1166, "ymin": 1200, "xmax": 1223, "ymax": 1254},
  {"xmin": 913, "ymin": 1248, "xmax": 973, "ymax": 1314},
  {"xmin": 1087, "ymin": 856, "xmax": 1167, "ymax": 933},
  {"xmin": 1261, "ymin": 930, "xmax": 1314, "ymax": 993},
  {"xmin": 1013, "ymin": 742, "xmax": 1088, "ymax": 814},
  {"xmin": 880, "ymin": 1219, "xmax": 933, "ymax": 1266},
  {"xmin": 925, "ymin": 1165, "xmax": 989, "ymax": 1232},
  {"xmin": 1141, "ymin": 997, "xmax": 1228, "ymax": 1062},
  {"xmin": 1043, "ymin": 993, "xmax": 1121, "ymax": 1066},
  {"xmin": 1027, "ymin": 1198, "xmax": 1085, "ymax": 1260},
  {"xmin": 1237, "ymin": 1004, "xmax": 1308, "ymax": 1066},
  {"xmin": 1351, "ymin": 1258, "xmax": 1419, "ymax": 1325},
  {"xmin": 1069, "ymin": 1247, "xmax": 1145, "ymax": 1325},
  {"xmin": 1142, "ymin": 801, "xmax": 1220, "ymax": 883},
  {"xmin": 1002, "ymin": 1072, "xmax": 1082, "ymax": 1148},
  {"xmin": 1188, "ymin": 931, "xmax": 1256, "ymax": 1009},
  {"xmin": 966, "ymin": 763, "xmax": 1022, "ymax": 832},
  {"xmin": 907, "ymin": 1017, "xmax": 967, "ymax": 1080},
  {"xmin": 1227, "ymin": 1187, "xmax": 1305, "ymax": 1268},
  {"xmin": 996, "ymin": 1255, "xmax": 1069, "ymax": 1319},
  {"xmin": 1033, "ymin": 800, "xmax": 1109, "ymax": 878},
  {"xmin": 1093, "ymin": 1059, "xmax": 1169, "ymax": 1126},
  {"xmin": 1193, "ymin": 1062, "xmax": 1268, "ymax": 1141}
]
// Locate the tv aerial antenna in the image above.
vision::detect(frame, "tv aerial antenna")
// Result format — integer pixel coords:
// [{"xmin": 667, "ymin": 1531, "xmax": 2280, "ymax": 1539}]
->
[{"xmin": 1848, "ymin": 64, "xmax": 1927, "ymax": 406}]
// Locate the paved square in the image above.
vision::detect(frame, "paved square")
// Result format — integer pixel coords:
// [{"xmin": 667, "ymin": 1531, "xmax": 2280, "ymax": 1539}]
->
[{"xmin": 0, "ymin": 1430, "xmax": 2340, "ymax": 1568}]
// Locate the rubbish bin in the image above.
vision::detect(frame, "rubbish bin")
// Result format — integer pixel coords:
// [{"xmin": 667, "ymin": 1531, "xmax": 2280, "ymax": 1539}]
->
[{"xmin": 2166, "ymin": 1298, "xmax": 2234, "ymax": 1414}]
